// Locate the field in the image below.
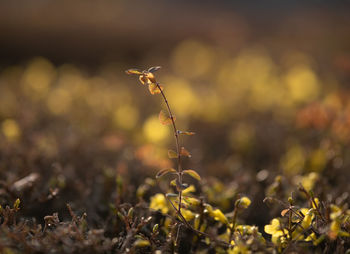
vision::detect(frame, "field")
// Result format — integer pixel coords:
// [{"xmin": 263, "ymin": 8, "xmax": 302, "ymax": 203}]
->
[{"xmin": 0, "ymin": 1, "xmax": 350, "ymax": 253}]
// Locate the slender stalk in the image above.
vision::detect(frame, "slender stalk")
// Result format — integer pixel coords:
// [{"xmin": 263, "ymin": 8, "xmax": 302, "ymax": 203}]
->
[
  {"xmin": 156, "ymin": 79, "xmax": 231, "ymax": 249},
  {"xmin": 156, "ymin": 83, "xmax": 184, "ymax": 215}
]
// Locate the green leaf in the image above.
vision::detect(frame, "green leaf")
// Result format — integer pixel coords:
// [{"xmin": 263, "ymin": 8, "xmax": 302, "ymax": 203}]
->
[
  {"xmin": 168, "ymin": 149, "xmax": 178, "ymax": 159},
  {"xmin": 125, "ymin": 68, "xmax": 142, "ymax": 75},
  {"xmin": 156, "ymin": 168, "xmax": 176, "ymax": 179},
  {"xmin": 159, "ymin": 110, "xmax": 175, "ymax": 125},
  {"xmin": 183, "ymin": 170, "xmax": 201, "ymax": 181}
]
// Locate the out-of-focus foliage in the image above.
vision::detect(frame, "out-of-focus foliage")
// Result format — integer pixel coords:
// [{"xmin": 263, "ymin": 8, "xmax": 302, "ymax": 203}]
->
[{"xmin": 0, "ymin": 29, "xmax": 350, "ymax": 252}]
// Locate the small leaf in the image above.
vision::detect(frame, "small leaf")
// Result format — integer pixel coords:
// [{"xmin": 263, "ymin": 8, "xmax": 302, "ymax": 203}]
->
[
  {"xmin": 144, "ymin": 72, "xmax": 156, "ymax": 83},
  {"xmin": 180, "ymin": 147, "xmax": 191, "ymax": 157},
  {"xmin": 168, "ymin": 149, "xmax": 178, "ymax": 159},
  {"xmin": 281, "ymin": 209, "xmax": 289, "ymax": 217},
  {"xmin": 183, "ymin": 170, "xmax": 201, "ymax": 181},
  {"xmin": 183, "ymin": 196, "xmax": 201, "ymax": 206},
  {"xmin": 156, "ymin": 168, "xmax": 176, "ymax": 178},
  {"xmin": 159, "ymin": 110, "xmax": 174, "ymax": 125},
  {"xmin": 148, "ymin": 83, "xmax": 163, "ymax": 95},
  {"xmin": 13, "ymin": 198, "xmax": 20, "ymax": 210},
  {"xmin": 134, "ymin": 239, "xmax": 151, "ymax": 248},
  {"xmin": 238, "ymin": 197, "xmax": 251, "ymax": 209},
  {"xmin": 117, "ymin": 212, "xmax": 125, "ymax": 221},
  {"xmin": 170, "ymin": 179, "xmax": 176, "ymax": 186},
  {"xmin": 139, "ymin": 75, "xmax": 149, "ymax": 85},
  {"xmin": 153, "ymin": 224, "xmax": 159, "ymax": 233},
  {"xmin": 148, "ymin": 66, "xmax": 161, "ymax": 73},
  {"xmin": 166, "ymin": 193, "xmax": 178, "ymax": 198},
  {"xmin": 127, "ymin": 207, "xmax": 134, "ymax": 219},
  {"xmin": 178, "ymin": 130, "xmax": 196, "ymax": 136},
  {"xmin": 125, "ymin": 68, "xmax": 142, "ymax": 75}
]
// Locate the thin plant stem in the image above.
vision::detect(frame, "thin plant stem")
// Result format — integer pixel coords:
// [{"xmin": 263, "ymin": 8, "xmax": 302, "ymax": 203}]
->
[
  {"xmin": 127, "ymin": 69, "xmax": 231, "ymax": 249},
  {"xmin": 156, "ymin": 83, "xmax": 183, "ymax": 215}
]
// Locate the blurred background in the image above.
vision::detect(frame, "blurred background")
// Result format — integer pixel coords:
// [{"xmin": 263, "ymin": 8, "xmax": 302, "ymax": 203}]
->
[{"xmin": 1, "ymin": 0, "xmax": 350, "ymax": 227}]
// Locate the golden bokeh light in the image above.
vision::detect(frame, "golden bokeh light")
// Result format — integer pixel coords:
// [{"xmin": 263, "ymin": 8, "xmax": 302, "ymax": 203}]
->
[
  {"xmin": 2, "ymin": 119, "xmax": 21, "ymax": 141},
  {"xmin": 143, "ymin": 115, "xmax": 171, "ymax": 144},
  {"xmin": 171, "ymin": 40, "xmax": 214, "ymax": 79},
  {"xmin": 47, "ymin": 88, "xmax": 73, "ymax": 115},
  {"xmin": 280, "ymin": 142, "xmax": 305, "ymax": 176},
  {"xmin": 165, "ymin": 77, "xmax": 200, "ymax": 117},
  {"xmin": 21, "ymin": 57, "xmax": 56, "ymax": 100},
  {"xmin": 113, "ymin": 105, "xmax": 139, "ymax": 130},
  {"xmin": 285, "ymin": 64, "xmax": 320, "ymax": 104}
]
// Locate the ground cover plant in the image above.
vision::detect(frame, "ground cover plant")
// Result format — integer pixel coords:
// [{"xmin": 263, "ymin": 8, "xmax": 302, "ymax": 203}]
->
[{"xmin": 1, "ymin": 44, "xmax": 350, "ymax": 253}]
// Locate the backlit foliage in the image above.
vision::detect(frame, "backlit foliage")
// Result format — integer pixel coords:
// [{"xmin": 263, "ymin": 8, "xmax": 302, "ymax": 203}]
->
[{"xmin": 0, "ymin": 39, "xmax": 349, "ymax": 253}]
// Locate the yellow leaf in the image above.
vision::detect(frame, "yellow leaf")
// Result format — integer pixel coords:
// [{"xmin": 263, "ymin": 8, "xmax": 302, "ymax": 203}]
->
[
  {"xmin": 156, "ymin": 168, "xmax": 176, "ymax": 178},
  {"xmin": 139, "ymin": 75, "xmax": 149, "ymax": 85},
  {"xmin": 183, "ymin": 169, "xmax": 201, "ymax": 181},
  {"xmin": 238, "ymin": 197, "xmax": 251, "ymax": 209},
  {"xmin": 144, "ymin": 72, "xmax": 156, "ymax": 83},
  {"xmin": 182, "ymin": 185, "xmax": 196, "ymax": 194},
  {"xmin": 159, "ymin": 110, "xmax": 174, "ymax": 125},
  {"xmin": 13, "ymin": 198, "xmax": 20, "ymax": 210},
  {"xmin": 168, "ymin": 149, "xmax": 178, "ymax": 159},
  {"xmin": 181, "ymin": 209, "xmax": 195, "ymax": 221},
  {"xmin": 183, "ymin": 196, "xmax": 200, "ymax": 206},
  {"xmin": 134, "ymin": 239, "xmax": 151, "ymax": 248},
  {"xmin": 148, "ymin": 83, "xmax": 163, "ymax": 95},
  {"xmin": 150, "ymin": 193, "xmax": 169, "ymax": 214},
  {"xmin": 170, "ymin": 179, "xmax": 177, "ymax": 186},
  {"xmin": 125, "ymin": 68, "xmax": 142, "ymax": 75},
  {"xmin": 210, "ymin": 208, "xmax": 228, "ymax": 224}
]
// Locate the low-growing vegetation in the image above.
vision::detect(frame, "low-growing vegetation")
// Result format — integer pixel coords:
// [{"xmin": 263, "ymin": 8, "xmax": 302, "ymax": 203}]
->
[{"xmin": 0, "ymin": 53, "xmax": 349, "ymax": 253}]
